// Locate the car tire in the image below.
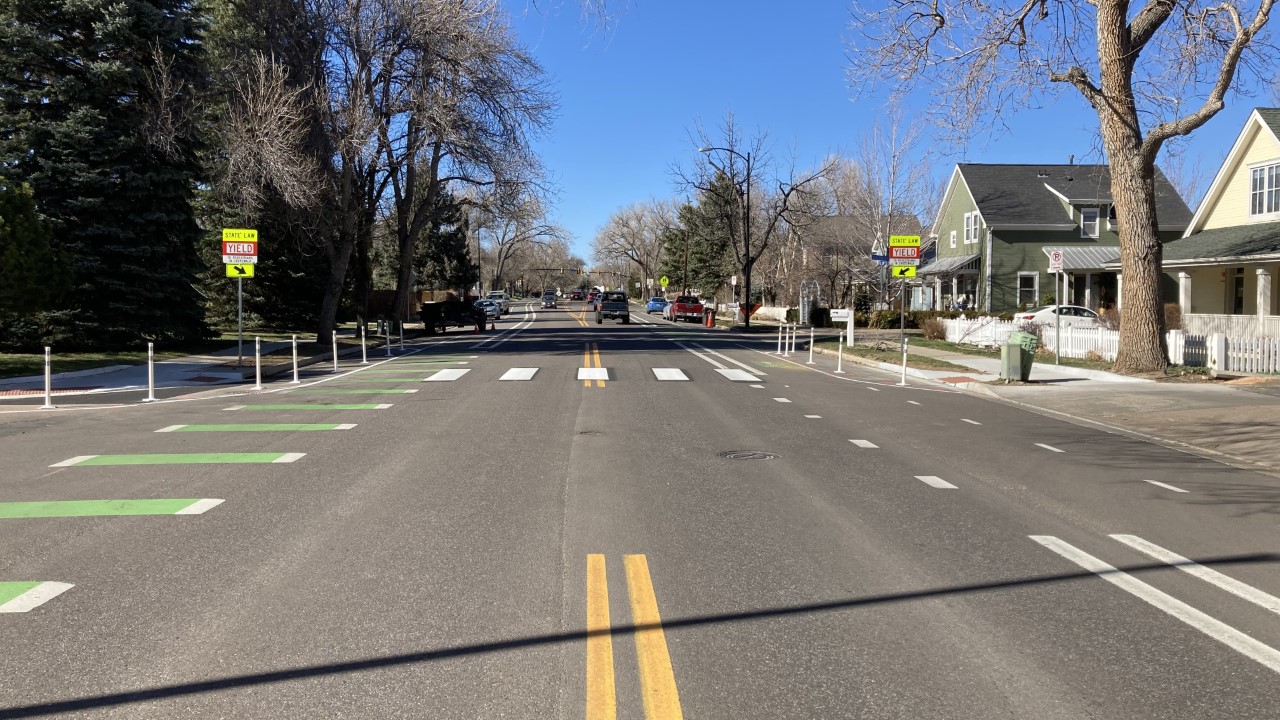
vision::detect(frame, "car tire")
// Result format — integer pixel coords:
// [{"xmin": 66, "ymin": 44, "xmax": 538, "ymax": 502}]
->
[{"xmin": 622, "ymin": 316, "xmax": 630, "ymax": 324}]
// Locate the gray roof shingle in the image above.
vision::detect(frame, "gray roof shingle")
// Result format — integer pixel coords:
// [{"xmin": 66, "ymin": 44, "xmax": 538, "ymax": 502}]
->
[
  {"xmin": 1162, "ymin": 222, "xmax": 1280, "ymax": 262},
  {"xmin": 1256, "ymin": 108, "xmax": 1280, "ymax": 140},
  {"xmin": 958, "ymin": 164, "xmax": 1192, "ymax": 228}
]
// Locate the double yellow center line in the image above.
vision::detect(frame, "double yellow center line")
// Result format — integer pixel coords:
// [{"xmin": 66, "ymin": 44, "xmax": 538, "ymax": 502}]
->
[
  {"xmin": 583, "ymin": 342, "xmax": 604, "ymax": 388},
  {"xmin": 587, "ymin": 554, "xmax": 684, "ymax": 720},
  {"xmin": 573, "ymin": 304, "xmax": 592, "ymax": 327}
]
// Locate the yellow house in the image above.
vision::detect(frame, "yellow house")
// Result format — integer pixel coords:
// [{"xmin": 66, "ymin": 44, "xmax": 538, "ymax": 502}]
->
[{"xmin": 1160, "ymin": 108, "xmax": 1280, "ymax": 336}]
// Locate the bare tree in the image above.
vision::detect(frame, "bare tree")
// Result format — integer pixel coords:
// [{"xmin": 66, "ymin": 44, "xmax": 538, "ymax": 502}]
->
[
  {"xmin": 678, "ymin": 113, "xmax": 833, "ymax": 328},
  {"xmin": 591, "ymin": 200, "xmax": 676, "ymax": 294},
  {"xmin": 850, "ymin": 0, "xmax": 1277, "ymax": 373},
  {"xmin": 471, "ymin": 192, "xmax": 565, "ymax": 291}
]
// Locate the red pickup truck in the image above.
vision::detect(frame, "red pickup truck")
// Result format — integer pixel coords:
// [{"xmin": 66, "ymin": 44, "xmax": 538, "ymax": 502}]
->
[{"xmin": 666, "ymin": 295, "xmax": 705, "ymax": 323}]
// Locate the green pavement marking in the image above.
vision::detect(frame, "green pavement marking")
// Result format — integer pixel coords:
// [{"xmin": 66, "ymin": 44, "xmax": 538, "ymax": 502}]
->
[
  {"xmin": 357, "ymin": 370, "xmax": 440, "ymax": 374},
  {"xmin": 0, "ymin": 581, "xmax": 74, "ymax": 612},
  {"xmin": 291, "ymin": 388, "xmax": 418, "ymax": 394},
  {"xmin": 52, "ymin": 453, "xmax": 303, "ymax": 467},
  {"xmin": 0, "ymin": 498, "xmax": 222, "ymax": 518},
  {"xmin": 0, "ymin": 582, "xmax": 40, "ymax": 605},
  {"xmin": 233, "ymin": 404, "xmax": 392, "ymax": 410},
  {"xmin": 158, "ymin": 424, "xmax": 355, "ymax": 433}
]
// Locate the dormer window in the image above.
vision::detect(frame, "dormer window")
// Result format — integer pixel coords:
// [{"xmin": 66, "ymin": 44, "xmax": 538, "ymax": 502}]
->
[
  {"xmin": 1250, "ymin": 163, "xmax": 1280, "ymax": 216},
  {"xmin": 1081, "ymin": 208, "xmax": 1100, "ymax": 238}
]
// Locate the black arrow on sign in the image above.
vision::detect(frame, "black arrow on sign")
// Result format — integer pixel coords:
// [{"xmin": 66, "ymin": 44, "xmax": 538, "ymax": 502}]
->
[{"xmin": 234, "ymin": 265, "xmax": 247, "ymax": 276}]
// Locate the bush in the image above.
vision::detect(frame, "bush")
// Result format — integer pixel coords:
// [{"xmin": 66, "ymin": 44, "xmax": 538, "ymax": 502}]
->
[
  {"xmin": 920, "ymin": 317, "xmax": 947, "ymax": 340},
  {"xmin": 1097, "ymin": 307, "xmax": 1120, "ymax": 330},
  {"xmin": 1165, "ymin": 303, "xmax": 1183, "ymax": 331}
]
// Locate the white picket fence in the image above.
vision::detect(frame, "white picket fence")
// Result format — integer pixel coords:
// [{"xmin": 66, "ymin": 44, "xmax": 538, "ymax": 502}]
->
[{"xmin": 942, "ymin": 318, "xmax": 1280, "ymax": 373}]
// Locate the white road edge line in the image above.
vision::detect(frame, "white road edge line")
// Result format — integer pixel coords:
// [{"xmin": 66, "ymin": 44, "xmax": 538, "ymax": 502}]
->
[
  {"xmin": 865, "ymin": 387, "xmax": 881, "ymax": 392},
  {"xmin": 1110, "ymin": 534, "xmax": 1280, "ymax": 616},
  {"xmin": 1031, "ymin": 535, "xmax": 1280, "ymax": 675},
  {"xmin": 849, "ymin": 440, "xmax": 878, "ymax": 448},
  {"xmin": 175, "ymin": 499, "xmax": 226, "ymax": 515},
  {"xmin": 915, "ymin": 475, "xmax": 958, "ymax": 489},
  {"xmin": 0, "ymin": 582, "xmax": 75, "ymax": 613},
  {"xmin": 50, "ymin": 455, "xmax": 97, "ymax": 468},
  {"xmin": 693, "ymin": 344, "xmax": 766, "ymax": 376},
  {"xmin": 223, "ymin": 405, "xmax": 245, "ymax": 411},
  {"xmin": 273, "ymin": 453, "xmax": 306, "ymax": 464},
  {"xmin": 1035, "ymin": 442, "xmax": 1065, "ymax": 453},
  {"xmin": 155, "ymin": 425, "xmax": 186, "ymax": 433},
  {"xmin": 677, "ymin": 342, "xmax": 727, "ymax": 370},
  {"xmin": 962, "ymin": 419, "xmax": 982, "ymax": 425},
  {"xmin": 1141, "ymin": 479, "xmax": 1188, "ymax": 493}
]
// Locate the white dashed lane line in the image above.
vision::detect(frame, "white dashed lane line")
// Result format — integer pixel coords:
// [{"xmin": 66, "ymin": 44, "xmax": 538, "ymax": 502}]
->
[
  {"xmin": 915, "ymin": 475, "xmax": 958, "ymax": 489},
  {"xmin": 1141, "ymin": 479, "xmax": 1188, "ymax": 493},
  {"xmin": 804, "ymin": 415, "xmax": 822, "ymax": 419},
  {"xmin": 773, "ymin": 398, "xmax": 792, "ymax": 403},
  {"xmin": 907, "ymin": 400, "xmax": 921, "ymax": 405},
  {"xmin": 848, "ymin": 440, "xmax": 878, "ymax": 448},
  {"xmin": 1035, "ymin": 443, "xmax": 1065, "ymax": 453},
  {"xmin": 961, "ymin": 419, "xmax": 982, "ymax": 425}
]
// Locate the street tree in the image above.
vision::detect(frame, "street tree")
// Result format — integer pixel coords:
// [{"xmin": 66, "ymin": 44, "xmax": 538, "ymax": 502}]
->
[
  {"xmin": 682, "ymin": 115, "xmax": 832, "ymax": 326},
  {"xmin": 850, "ymin": 0, "xmax": 1277, "ymax": 373},
  {"xmin": 471, "ymin": 191, "xmax": 565, "ymax": 292},
  {"xmin": 0, "ymin": 0, "xmax": 211, "ymax": 348},
  {"xmin": 592, "ymin": 200, "xmax": 677, "ymax": 294}
]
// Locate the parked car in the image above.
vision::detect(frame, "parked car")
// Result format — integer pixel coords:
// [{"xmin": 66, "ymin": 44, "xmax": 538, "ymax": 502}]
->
[
  {"xmin": 474, "ymin": 299, "xmax": 501, "ymax": 320},
  {"xmin": 666, "ymin": 295, "xmax": 705, "ymax": 322},
  {"xmin": 1014, "ymin": 304, "xmax": 1101, "ymax": 328},
  {"xmin": 596, "ymin": 291, "xmax": 631, "ymax": 324},
  {"xmin": 541, "ymin": 292, "xmax": 557, "ymax": 309},
  {"xmin": 485, "ymin": 290, "xmax": 510, "ymax": 315},
  {"xmin": 646, "ymin": 297, "xmax": 669, "ymax": 314}
]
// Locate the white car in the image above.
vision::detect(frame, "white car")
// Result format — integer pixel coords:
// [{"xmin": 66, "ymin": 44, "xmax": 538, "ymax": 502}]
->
[
  {"xmin": 1014, "ymin": 304, "xmax": 1101, "ymax": 327},
  {"xmin": 485, "ymin": 291, "xmax": 510, "ymax": 315}
]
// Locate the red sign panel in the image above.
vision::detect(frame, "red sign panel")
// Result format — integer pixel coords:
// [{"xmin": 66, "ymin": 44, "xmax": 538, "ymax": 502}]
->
[
  {"xmin": 889, "ymin": 246, "xmax": 919, "ymax": 259},
  {"xmin": 222, "ymin": 241, "xmax": 258, "ymax": 256}
]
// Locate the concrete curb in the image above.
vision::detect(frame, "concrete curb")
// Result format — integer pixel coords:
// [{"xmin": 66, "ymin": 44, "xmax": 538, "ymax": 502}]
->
[{"xmin": 809, "ymin": 345, "xmax": 1002, "ymax": 397}]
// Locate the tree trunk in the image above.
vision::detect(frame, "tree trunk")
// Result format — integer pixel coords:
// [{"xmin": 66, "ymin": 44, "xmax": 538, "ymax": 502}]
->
[
  {"xmin": 1111, "ymin": 156, "xmax": 1168, "ymax": 373},
  {"xmin": 316, "ymin": 162, "xmax": 358, "ymax": 341}
]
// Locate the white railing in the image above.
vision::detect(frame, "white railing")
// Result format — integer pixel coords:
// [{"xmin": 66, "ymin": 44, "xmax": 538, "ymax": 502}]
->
[
  {"xmin": 1182, "ymin": 314, "xmax": 1280, "ymax": 337},
  {"xmin": 943, "ymin": 318, "xmax": 1279, "ymax": 372},
  {"xmin": 943, "ymin": 317, "xmax": 1017, "ymax": 347}
]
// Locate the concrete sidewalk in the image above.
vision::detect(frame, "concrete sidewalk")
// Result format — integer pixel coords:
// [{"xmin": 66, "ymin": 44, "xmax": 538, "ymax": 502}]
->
[{"xmin": 818, "ymin": 340, "xmax": 1280, "ymax": 474}]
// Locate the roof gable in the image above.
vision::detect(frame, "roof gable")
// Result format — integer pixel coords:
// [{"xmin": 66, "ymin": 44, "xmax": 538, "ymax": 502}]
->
[
  {"xmin": 1185, "ymin": 108, "xmax": 1280, "ymax": 235},
  {"xmin": 956, "ymin": 163, "xmax": 1191, "ymax": 229}
]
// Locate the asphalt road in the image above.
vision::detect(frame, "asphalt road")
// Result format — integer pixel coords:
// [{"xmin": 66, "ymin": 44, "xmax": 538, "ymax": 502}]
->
[{"xmin": 2, "ymin": 301, "xmax": 1279, "ymax": 718}]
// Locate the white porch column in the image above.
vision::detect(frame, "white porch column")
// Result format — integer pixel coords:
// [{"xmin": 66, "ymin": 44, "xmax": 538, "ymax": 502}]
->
[
  {"xmin": 934, "ymin": 276, "xmax": 942, "ymax": 310},
  {"xmin": 1257, "ymin": 267, "xmax": 1272, "ymax": 319},
  {"xmin": 1116, "ymin": 273, "xmax": 1123, "ymax": 309},
  {"xmin": 1178, "ymin": 271, "xmax": 1192, "ymax": 314},
  {"xmin": 1085, "ymin": 272, "xmax": 1093, "ymax": 308},
  {"xmin": 951, "ymin": 276, "xmax": 958, "ymax": 307}
]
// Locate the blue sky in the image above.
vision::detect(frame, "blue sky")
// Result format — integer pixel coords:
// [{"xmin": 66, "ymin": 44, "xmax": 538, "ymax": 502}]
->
[{"xmin": 509, "ymin": 1, "xmax": 1264, "ymax": 260}]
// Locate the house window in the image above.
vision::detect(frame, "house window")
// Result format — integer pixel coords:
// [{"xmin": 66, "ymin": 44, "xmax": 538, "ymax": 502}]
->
[
  {"xmin": 1250, "ymin": 163, "xmax": 1280, "ymax": 216},
  {"xmin": 962, "ymin": 212, "xmax": 980, "ymax": 244},
  {"xmin": 949, "ymin": 230, "xmax": 956, "ymax": 249},
  {"xmin": 1080, "ymin": 208, "xmax": 1100, "ymax": 238},
  {"xmin": 1017, "ymin": 272, "xmax": 1039, "ymax": 308}
]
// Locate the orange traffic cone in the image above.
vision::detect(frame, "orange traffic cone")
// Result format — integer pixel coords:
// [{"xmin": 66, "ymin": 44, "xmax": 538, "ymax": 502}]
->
[{"xmin": 490, "ymin": 318, "xmax": 497, "ymax": 331}]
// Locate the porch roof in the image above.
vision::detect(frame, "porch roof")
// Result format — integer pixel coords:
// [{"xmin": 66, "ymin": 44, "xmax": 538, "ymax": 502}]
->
[
  {"xmin": 1120, "ymin": 221, "xmax": 1280, "ymax": 268},
  {"xmin": 1042, "ymin": 245, "xmax": 1120, "ymax": 271},
  {"xmin": 919, "ymin": 254, "xmax": 980, "ymax": 275}
]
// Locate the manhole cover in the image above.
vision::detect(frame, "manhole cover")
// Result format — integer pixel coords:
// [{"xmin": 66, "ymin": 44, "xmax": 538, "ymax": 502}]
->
[{"xmin": 718, "ymin": 450, "xmax": 778, "ymax": 461}]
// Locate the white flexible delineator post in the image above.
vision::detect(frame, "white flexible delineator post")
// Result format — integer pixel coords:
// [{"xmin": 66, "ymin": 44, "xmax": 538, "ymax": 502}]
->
[
  {"xmin": 399, "ymin": 321, "xmax": 404, "ymax": 350},
  {"xmin": 291, "ymin": 335, "xmax": 300, "ymax": 384},
  {"xmin": 254, "ymin": 337, "xmax": 263, "ymax": 391},
  {"xmin": 834, "ymin": 332, "xmax": 844, "ymax": 374},
  {"xmin": 385, "ymin": 324, "xmax": 391, "ymax": 357},
  {"xmin": 41, "ymin": 346, "xmax": 55, "ymax": 410},
  {"xmin": 898, "ymin": 337, "xmax": 908, "ymax": 386},
  {"xmin": 776, "ymin": 324, "xmax": 783, "ymax": 354},
  {"xmin": 807, "ymin": 328, "xmax": 815, "ymax": 364},
  {"xmin": 360, "ymin": 325, "xmax": 368, "ymax": 364},
  {"xmin": 331, "ymin": 330, "xmax": 339, "ymax": 373},
  {"xmin": 143, "ymin": 342, "xmax": 156, "ymax": 402}
]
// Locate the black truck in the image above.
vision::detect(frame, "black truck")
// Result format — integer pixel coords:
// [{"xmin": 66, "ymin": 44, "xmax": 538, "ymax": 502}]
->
[
  {"xmin": 595, "ymin": 291, "xmax": 631, "ymax": 324},
  {"xmin": 420, "ymin": 298, "xmax": 484, "ymax": 334}
]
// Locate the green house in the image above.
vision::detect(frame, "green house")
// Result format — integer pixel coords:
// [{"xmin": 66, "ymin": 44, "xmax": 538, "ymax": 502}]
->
[{"xmin": 921, "ymin": 164, "xmax": 1191, "ymax": 312}]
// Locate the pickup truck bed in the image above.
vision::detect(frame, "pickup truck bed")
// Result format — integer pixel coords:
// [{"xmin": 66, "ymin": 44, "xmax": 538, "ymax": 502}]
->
[
  {"xmin": 595, "ymin": 292, "xmax": 631, "ymax": 324},
  {"xmin": 668, "ymin": 295, "xmax": 704, "ymax": 322}
]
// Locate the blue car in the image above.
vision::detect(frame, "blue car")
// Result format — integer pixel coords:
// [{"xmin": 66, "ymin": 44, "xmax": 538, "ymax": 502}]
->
[{"xmin": 646, "ymin": 297, "xmax": 669, "ymax": 314}]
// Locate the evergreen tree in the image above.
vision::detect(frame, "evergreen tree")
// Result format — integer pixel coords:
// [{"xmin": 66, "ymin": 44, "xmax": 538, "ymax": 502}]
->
[
  {"xmin": 416, "ymin": 192, "xmax": 478, "ymax": 293},
  {"xmin": 0, "ymin": 179, "xmax": 68, "ymax": 320},
  {"xmin": 0, "ymin": 0, "xmax": 211, "ymax": 348},
  {"xmin": 659, "ymin": 174, "xmax": 736, "ymax": 295}
]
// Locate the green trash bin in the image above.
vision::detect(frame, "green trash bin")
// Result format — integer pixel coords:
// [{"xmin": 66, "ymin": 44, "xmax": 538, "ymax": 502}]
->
[{"xmin": 1008, "ymin": 331, "xmax": 1038, "ymax": 381}]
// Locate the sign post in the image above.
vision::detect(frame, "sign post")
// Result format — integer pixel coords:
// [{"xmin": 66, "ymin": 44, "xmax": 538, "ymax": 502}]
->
[
  {"xmin": 222, "ymin": 229, "xmax": 259, "ymax": 368},
  {"xmin": 1049, "ymin": 249, "xmax": 1064, "ymax": 365},
  {"xmin": 889, "ymin": 236, "xmax": 921, "ymax": 347}
]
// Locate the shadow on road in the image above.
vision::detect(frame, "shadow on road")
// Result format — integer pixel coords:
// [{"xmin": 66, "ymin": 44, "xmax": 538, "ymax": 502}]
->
[{"xmin": 2, "ymin": 552, "xmax": 1276, "ymax": 718}]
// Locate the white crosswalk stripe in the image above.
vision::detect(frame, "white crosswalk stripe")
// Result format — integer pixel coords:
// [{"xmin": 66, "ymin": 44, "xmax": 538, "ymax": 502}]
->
[
  {"xmin": 425, "ymin": 369, "xmax": 470, "ymax": 382},
  {"xmin": 500, "ymin": 368, "xmax": 538, "ymax": 381},
  {"xmin": 652, "ymin": 368, "xmax": 689, "ymax": 381}
]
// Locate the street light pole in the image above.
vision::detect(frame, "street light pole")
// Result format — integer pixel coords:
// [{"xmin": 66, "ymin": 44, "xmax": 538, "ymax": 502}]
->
[{"xmin": 699, "ymin": 146, "xmax": 752, "ymax": 329}]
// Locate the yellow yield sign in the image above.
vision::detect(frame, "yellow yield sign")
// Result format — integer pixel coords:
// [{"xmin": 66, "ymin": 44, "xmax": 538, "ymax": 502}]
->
[
  {"xmin": 226, "ymin": 264, "xmax": 255, "ymax": 278},
  {"xmin": 891, "ymin": 266, "xmax": 916, "ymax": 278}
]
